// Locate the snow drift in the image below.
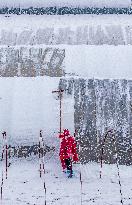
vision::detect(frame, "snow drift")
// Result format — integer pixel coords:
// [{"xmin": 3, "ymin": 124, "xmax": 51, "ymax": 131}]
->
[
  {"xmin": 0, "ymin": 0, "xmax": 131, "ymax": 8},
  {"xmin": 0, "ymin": 15, "xmax": 132, "ymax": 46}
]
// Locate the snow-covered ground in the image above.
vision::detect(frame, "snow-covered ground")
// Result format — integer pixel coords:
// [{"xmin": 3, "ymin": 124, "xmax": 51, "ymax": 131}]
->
[
  {"xmin": 0, "ymin": 14, "xmax": 132, "ymax": 35},
  {"xmin": 1, "ymin": 14, "xmax": 132, "ymax": 27},
  {"xmin": 0, "ymin": 155, "xmax": 132, "ymax": 205},
  {"xmin": 0, "ymin": 77, "xmax": 74, "ymax": 145},
  {"xmin": 0, "ymin": 0, "xmax": 131, "ymax": 8},
  {"xmin": 65, "ymin": 45, "xmax": 132, "ymax": 79}
]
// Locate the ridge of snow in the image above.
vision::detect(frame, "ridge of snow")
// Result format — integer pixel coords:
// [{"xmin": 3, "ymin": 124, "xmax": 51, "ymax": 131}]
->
[{"xmin": 0, "ymin": 0, "xmax": 131, "ymax": 8}]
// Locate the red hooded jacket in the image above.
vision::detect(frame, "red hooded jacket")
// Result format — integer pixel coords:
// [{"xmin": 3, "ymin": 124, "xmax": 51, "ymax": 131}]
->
[{"xmin": 59, "ymin": 133, "xmax": 79, "ymax": 166}]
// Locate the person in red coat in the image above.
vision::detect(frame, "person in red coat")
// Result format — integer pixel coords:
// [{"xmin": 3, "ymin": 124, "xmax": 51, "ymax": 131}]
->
[{"xmin": 59, "ymin": 129, "xmax": 79, "ymax": 177}]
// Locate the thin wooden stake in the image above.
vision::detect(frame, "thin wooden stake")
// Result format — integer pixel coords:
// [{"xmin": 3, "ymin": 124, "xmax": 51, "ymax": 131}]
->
[
  {"xmin": 40, "ymin": 130, "xmax": 47, "ymax": 205},
  {"xmin": 52, "ymin": 89, "xmax": 64, "ymax": 134},
  {"xmin": 4, "ymin": 132, "xmax": 8, "ymax": 180},
  {"xmin": 113, "ymin": 131, "xmax": 124, "ymax": 205},
  {"xmin": 75, "ymin": 130, "xmax": 83, "ymax": 205},
  {"xmin": 100, "ymin": 130, "xmax": 124, "ymax": 204},
  {"xmin": 39, "ymin": 132, "xmax": 42, "ymax": 178},
  {"xmin": 1, "ymin": 132, "xmax": 6, "ymax": 201},
  {"xmin": 1, "ymin": 171, "xmax": 3, "ymax": 200},
  {"xmin": 79, "ymin": 143, "xmax": 83, "ymax": 205},
  {"xmin": 6, "ymin": 144, "xmax": 8, "ymax": 180}
]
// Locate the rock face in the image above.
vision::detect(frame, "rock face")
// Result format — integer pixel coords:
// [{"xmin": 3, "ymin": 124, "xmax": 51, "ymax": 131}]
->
[
  {"xmin": 59, "ymin": 78, "xmax": 132, "ymax": 165},
  {"xmin": 0, "ymin": 47, "xmax": 65, "ymax": 77}
]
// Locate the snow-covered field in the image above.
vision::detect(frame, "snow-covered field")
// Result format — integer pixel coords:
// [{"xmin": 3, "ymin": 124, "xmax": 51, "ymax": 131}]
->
[
  {"xmin": 0, "ymin": 0, "xmax": 131, "ymax": 8},
  {"xmin": 1, "ymin": 156, "xmax": 132, "ymax": 205}
]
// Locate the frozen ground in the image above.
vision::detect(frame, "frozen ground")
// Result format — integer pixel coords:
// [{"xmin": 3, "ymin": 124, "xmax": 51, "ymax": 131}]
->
[{"xmin": 0, "ymin": 154, "xmax": 132, "ymax": 205}]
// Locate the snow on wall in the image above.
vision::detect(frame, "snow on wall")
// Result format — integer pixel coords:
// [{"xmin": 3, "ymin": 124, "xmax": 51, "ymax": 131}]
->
[
  {"xmin": 0, "ymin": 77, "xmax": 74, "ymax": 146},
  {"xmin": 65, "ymin": 45, "xmax": 132, "ymax": 79},
  {"xmin": 0, "ymin": 45, "xmax": 132, "ymax": 79},
  {"xmin": 0, "ymin": 15, "xmax": 132, "ymax": 46},
  {"xmin": 59, "ymin": 78, "xmax": 132, "ymax": 164},
  {"xmin": 0, "ymin": 0, "xmax": 131, "ymax": 8},
  {"xmin": 0, "ymin": 76, "xmax": 131, "ymax": 163},
  {"xmin": 0, "ymin": 46, "xmax": 65, "ymax": 77}
]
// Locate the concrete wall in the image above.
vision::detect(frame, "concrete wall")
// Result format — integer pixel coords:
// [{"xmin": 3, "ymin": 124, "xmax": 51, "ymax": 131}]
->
[
  {"xmin": 59, "ymin": 78, "xmax": 132, "ymax": 165},
  {"xmin": 0, "ymin": 47, "xmax": 65, "ymax": 77},
  {"xmin": 0, "ymin": 46, "xmax": 132, "ymax": 165}
]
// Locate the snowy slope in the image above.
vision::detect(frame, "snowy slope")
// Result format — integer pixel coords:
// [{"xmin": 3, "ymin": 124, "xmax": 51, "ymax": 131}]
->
[
  {"xmin": 0, "ymin": 77, "xmax": 74, "ymax": 145},
  {"xmin": 0, "ymin": 158, "xmax": 132, "ymax": 205},
  {"xmin": 0, "ymin": 14, "xmax": 131, "ymax": 32},
  {"xmin": 0, "ymin": 14, "xmax": 132, "ymax": 34},
  {"xmin": 65, "ymin": 45, "xmax": 132, "ymax": 79},
  {"xmin": 0, "ymin": 15, "xmax": 132, "ymax": 46},
  {"xmin": 0, "ymin": 0, "xmax": 131, "ymax": 8}
]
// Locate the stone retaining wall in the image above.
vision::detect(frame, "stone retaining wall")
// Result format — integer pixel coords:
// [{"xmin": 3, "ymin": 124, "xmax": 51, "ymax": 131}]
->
[
  {"xmin": 59, "ymin": 78, "xmax": 132, "ymax": 165},
  {"xmin": 0, "ymin": 47, "xmax": 65, "ymax": 77}
]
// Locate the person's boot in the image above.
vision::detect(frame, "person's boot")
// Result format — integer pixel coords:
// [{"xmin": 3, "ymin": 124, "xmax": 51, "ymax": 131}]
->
[
  {"xmin": 67, "ymin": 170, "xmax": 73, "ymax": 178},
  {"xmin": 63, "ymin": 168, "xmax": 67, "ymax": 173}
]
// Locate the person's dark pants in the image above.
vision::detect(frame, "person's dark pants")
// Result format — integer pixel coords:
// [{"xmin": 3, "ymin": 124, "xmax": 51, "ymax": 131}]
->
[{"xmin": 65, "ymin": 158, "xmax": 73, "ymax": 176}]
